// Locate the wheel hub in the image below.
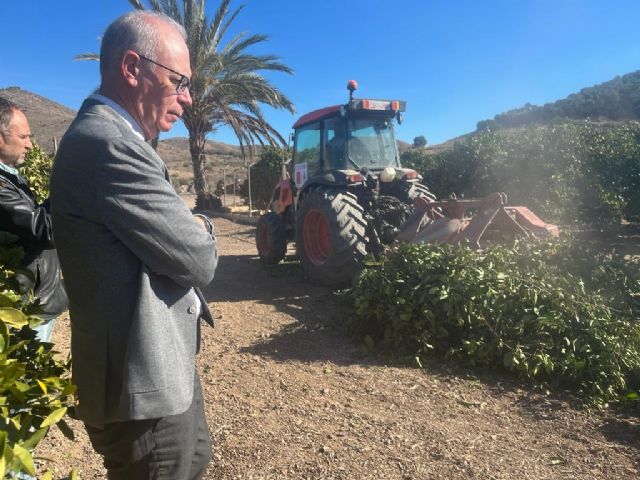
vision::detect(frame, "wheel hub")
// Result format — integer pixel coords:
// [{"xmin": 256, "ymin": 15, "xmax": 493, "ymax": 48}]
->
[{"xmin": 303, "ymin": 209, "xmax": 331, "ymax": 265}]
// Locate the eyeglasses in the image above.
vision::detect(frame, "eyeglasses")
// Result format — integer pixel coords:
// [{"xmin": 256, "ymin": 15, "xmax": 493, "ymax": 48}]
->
[{"xmin": 138, "ymin": 54, "xmax": 191, "ymax": 94}]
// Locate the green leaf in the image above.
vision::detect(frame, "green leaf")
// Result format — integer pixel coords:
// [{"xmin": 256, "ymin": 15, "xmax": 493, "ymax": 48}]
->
[
  {"xmin": 0, "ymin": 308, "xmax": 28, "ymax": 327},
  {"xmin": 13, "ymin": 443, "xmax": 35, "ymax": 476},
  {"xmin": 0, "ymin": 294, "xmax": 16, "ymax": 308},
  {"xmin": 36, "ymin": 379, "xmax": 48, "ymax": 395},
  {"xmin": 40, "ymin": 407, "xmax": 67, "ymax": 428},
  {"xmin": 40, "ymin": 470, "xmax": 53, "ymax": 480},
  {"xmin": 21, "ymin": 428, "xmax": 48, "ymax": 451},
  {"xmin": 0, "ymin": 321, "xmax": 8, "ymax": 353},
  {"xmin": 0, "ymin": 431, "xmax": 6, "ymax": 480}
]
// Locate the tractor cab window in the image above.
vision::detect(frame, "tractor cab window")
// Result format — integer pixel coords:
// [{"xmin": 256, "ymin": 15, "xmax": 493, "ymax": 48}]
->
[
  {"xmin": 293, "ymin": 123, "xmax": 320, "ymax": 187},
  {"xmin": 323, "ymin": 118, "xmax": 346, "ymax": 171},
  {"xmin": 347, "ymin": 118, "xmax": 400, "ymax": 171}
]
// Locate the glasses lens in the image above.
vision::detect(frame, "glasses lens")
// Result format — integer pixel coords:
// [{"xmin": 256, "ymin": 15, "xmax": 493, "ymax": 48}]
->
[{"xmin": 177, "ymin": 77, "xmax": 190, "ymax": 94}]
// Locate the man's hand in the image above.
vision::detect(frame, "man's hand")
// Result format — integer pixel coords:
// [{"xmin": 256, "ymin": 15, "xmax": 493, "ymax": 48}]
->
[{"xmin": 193, "ymin": 214, "xmax": 214, "ymax": 236}]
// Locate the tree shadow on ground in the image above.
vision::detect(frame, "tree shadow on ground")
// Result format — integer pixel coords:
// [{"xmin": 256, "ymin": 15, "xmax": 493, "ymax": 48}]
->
[
  {"xmin": 201, "ymin": 253, "xmax": 372, "ymax": 366},
  {"xmin": 599, "ymin": 415, "xmax": 640, "ymax": 449}
]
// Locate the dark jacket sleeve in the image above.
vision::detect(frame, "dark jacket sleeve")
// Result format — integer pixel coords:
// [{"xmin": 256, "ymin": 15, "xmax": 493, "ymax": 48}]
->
[{"xmin": 0, "ymin": 176, "xmax": 54, "ymax": 249}]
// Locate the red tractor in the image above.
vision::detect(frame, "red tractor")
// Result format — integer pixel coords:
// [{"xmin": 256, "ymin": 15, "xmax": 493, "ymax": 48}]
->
[{"xmin": 256, "ymin": 80, "xmax": 436, "ymax": 285}]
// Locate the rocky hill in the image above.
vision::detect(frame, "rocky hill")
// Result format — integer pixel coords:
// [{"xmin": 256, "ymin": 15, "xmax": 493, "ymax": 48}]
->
[{"xmin": 0, "ymin": 87, "xmax": 76, "ymax": 153}]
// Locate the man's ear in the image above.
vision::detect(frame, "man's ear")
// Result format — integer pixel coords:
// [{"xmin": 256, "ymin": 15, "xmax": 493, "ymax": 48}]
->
[{"xmin": 121, "ymin": 51, "xmax": 140, "ymax": 87}]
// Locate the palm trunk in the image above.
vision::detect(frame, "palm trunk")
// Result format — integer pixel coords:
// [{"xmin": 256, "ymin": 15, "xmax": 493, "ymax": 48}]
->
[{"xmin": 188, "ymin": 126, "xmax": 209, "ymax": 202}]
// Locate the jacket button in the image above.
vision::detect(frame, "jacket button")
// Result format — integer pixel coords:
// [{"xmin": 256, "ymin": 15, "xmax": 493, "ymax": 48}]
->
[{"xmin": 188, "ymin": 305, "xmax": 197, "ymax": 314}]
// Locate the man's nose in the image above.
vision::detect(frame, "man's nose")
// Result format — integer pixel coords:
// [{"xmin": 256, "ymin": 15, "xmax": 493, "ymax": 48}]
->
[
  {"xmin": 179, "ymin": 87, "xmax": 192, "ymax": 107},
  {"xmin": 26, "ymin": 137, "xmax": 33, "ymax": 149}
]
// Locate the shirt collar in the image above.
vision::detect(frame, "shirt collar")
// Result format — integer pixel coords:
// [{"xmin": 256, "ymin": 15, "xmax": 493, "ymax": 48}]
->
[
  {"xmin": 88, "ymin": 94, "xmax": 146, "ymax": 141},
  {"xmin": 0, "ymin": 162, "xmax": 19, "ymax": 177}
]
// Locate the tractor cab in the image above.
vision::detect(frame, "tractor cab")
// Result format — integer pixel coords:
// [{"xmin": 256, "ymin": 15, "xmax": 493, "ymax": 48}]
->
[
  {"xmin": 256, "ymin": 80, "xmax": 435, "ymax": 286},
  {"xmin": 291, "ymin": 80, "xmax": 406, "ymax": 189}
]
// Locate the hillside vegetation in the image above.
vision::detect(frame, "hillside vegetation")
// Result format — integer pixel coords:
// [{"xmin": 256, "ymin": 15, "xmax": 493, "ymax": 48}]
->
[
  {"xmin": 404, "ymin": 69, "xmax": 640, "ymax": 226},
  {"xmin": 404, "ymin": 121, "xmax": 640, "ymax": 226}
]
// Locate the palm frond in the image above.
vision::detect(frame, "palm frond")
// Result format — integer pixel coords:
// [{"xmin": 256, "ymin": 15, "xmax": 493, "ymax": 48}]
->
[{"xmin": 75, "ymin": 53, "xmax": 100, "ymax": 61}]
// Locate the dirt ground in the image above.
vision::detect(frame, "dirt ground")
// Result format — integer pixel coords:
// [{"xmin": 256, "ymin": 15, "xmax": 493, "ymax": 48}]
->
[{"xmin": 38, "ymin": 217, "xmax": 640, "ymax": 479}]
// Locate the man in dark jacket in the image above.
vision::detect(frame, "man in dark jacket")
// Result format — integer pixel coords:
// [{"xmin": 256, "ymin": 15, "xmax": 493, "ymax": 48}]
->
[{"xmin": 0, "ymin": 97, "xmax": 67, "ymax": 341}]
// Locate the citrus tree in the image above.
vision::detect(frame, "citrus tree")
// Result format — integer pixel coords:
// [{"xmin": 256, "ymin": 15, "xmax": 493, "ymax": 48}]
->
[{"xmin": 0, "ymin": 143, "xmax": 76, "ymax": 478}]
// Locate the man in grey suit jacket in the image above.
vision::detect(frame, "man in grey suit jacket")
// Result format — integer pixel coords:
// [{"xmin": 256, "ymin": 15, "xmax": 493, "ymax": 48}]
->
[{"xmin": 50, "ymin": 11, "xmax": 217, "ymax": 480}]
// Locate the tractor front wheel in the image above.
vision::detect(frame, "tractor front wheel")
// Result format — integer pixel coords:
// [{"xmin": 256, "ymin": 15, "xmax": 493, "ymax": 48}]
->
[
  {"xmin": 403, "ymin": 182, "xmax": 437, "ymax": 204},
  {"xmin": 256, "ymin": 212, "xmax": 287, "ymax": 264},
  {"xmin": 295, "ymin": 188, "xmax": 368, "ymax": 286}
]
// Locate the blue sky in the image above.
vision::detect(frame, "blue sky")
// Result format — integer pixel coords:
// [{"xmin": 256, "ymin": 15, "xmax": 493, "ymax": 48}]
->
[{"xmin": 1, "ymin": 0, "xmax": 639, "ymax": 146}]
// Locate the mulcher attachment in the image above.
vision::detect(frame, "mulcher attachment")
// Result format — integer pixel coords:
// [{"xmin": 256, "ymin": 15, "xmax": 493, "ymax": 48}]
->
[{"xmin": 397, "ymin": 192, "xmax": 559, "ymax": 249}]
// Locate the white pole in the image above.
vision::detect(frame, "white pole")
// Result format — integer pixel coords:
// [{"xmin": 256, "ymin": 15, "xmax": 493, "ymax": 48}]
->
[
  {"xmin": 248, "ymin": 163, "xmax": 253, "ymax": 217},
  {"xmin": 233, "ymin": 170, "xmax": 237, "ymax": 206},
  {"xmin": 222, "ymin": 166, "xmax": 227, "ymax": 206}
]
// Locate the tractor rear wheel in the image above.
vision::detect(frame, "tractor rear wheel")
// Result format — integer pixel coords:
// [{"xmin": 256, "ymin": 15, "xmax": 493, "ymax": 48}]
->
[
  {"xmin": 295, "ymin": 188, "xmax": 368, "ymax": 286},
  {"xmin": 256, "ymin": 212, "xmax": 287, "ymax": 264}
]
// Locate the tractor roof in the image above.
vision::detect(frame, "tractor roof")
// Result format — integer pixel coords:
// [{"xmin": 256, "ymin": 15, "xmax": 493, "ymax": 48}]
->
[
  {"xmin": 292, "ymin": 98, "xmax": 406, "ymax": 130},
  {"xmin": 293, "ymin": 105, "xmax": 341, "ymax": 129}
]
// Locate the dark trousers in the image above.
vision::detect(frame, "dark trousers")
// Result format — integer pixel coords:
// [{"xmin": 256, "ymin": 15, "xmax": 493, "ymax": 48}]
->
[{"xmin": 85, "ymin": 374, "xmax": 212, "ymax": 480}]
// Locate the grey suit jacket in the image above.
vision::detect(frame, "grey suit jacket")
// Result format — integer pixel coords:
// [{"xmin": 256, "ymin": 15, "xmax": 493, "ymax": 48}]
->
[{"xmin": 51, "ymin": 98, "xmax": 217, "ymax": 427}]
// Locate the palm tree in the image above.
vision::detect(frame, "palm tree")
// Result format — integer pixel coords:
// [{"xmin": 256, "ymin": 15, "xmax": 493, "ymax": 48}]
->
[{"xmin": 81, "ymin": 0, "xmax": 295, "ymax": 206}]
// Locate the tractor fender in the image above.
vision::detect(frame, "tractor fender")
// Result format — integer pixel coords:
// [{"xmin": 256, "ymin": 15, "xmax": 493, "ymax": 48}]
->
[
  {"xmin": 298, "ymin": 170, "xmax": 363, "ymax": 203},
  {"xmin": 301, "ymin": 170, "xmax": 363, "ymax": 190},
  {"xmin": 274, "ymin": 179, "xmax": 294, "ymax": 215}
]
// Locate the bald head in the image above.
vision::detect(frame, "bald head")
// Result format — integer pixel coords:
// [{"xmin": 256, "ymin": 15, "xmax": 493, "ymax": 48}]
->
[
  {"xmin": 97, "ymin": 10, "xmax": 193, "ymax": 140},
  {"xmin": 100, "ymin": 11, "xmax": 187, "ymax": 78}
]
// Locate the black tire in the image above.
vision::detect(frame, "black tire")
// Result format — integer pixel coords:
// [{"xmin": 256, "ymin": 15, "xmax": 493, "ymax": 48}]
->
[
  {"xmin": 295, "ymin": 188, "xmax": 368, "ymax": 286},
  {"xmin": 379, "ymin": 180, "xmax": 437, "ymax": 206},
  {"xmin": 256, "ymin": 212, "xmax": 287, "ymax": 264},
  {"xmin": 404, "ymin": 182, "xmax": 437, "ymax": 204}
]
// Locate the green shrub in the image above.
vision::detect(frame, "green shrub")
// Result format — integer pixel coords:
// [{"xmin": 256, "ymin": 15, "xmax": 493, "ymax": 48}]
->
[
  {"xmin": 1, "ymin": 144, "xmax": 76, "ymax": 478},
  {"xmin": 239, "ymin": 146, "xmax": 288, "ymax": 211},
  {"xmin": 20, "ymin": 144, "xmax": 53, "ymax": 204},
  {"xmin": 0, "ymin": 236, "xmax": 75, "ymax": 478},
  {"xmin": 351, "ymin": 239, "xmax": 640, "ymax": 404},
  {"xmin": 411, "ymin": 122, "xmax": 640, "ymax": 226}
]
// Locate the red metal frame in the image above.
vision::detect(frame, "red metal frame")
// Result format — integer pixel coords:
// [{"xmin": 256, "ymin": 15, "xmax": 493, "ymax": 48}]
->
[
  {"xmin": 275, "ymin": 179, "xmax": 294, "ymax": 215},
  {"xmin": 303, "ymin": 209, "xmax": 331, "ymax": 265},
  {"xmin": 293, "ymin": 105, "xmax": 341, "ymax": 129},
  {"xmin": 398, "ymin": 192, "xmax": 559, "ymax": 248}
]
